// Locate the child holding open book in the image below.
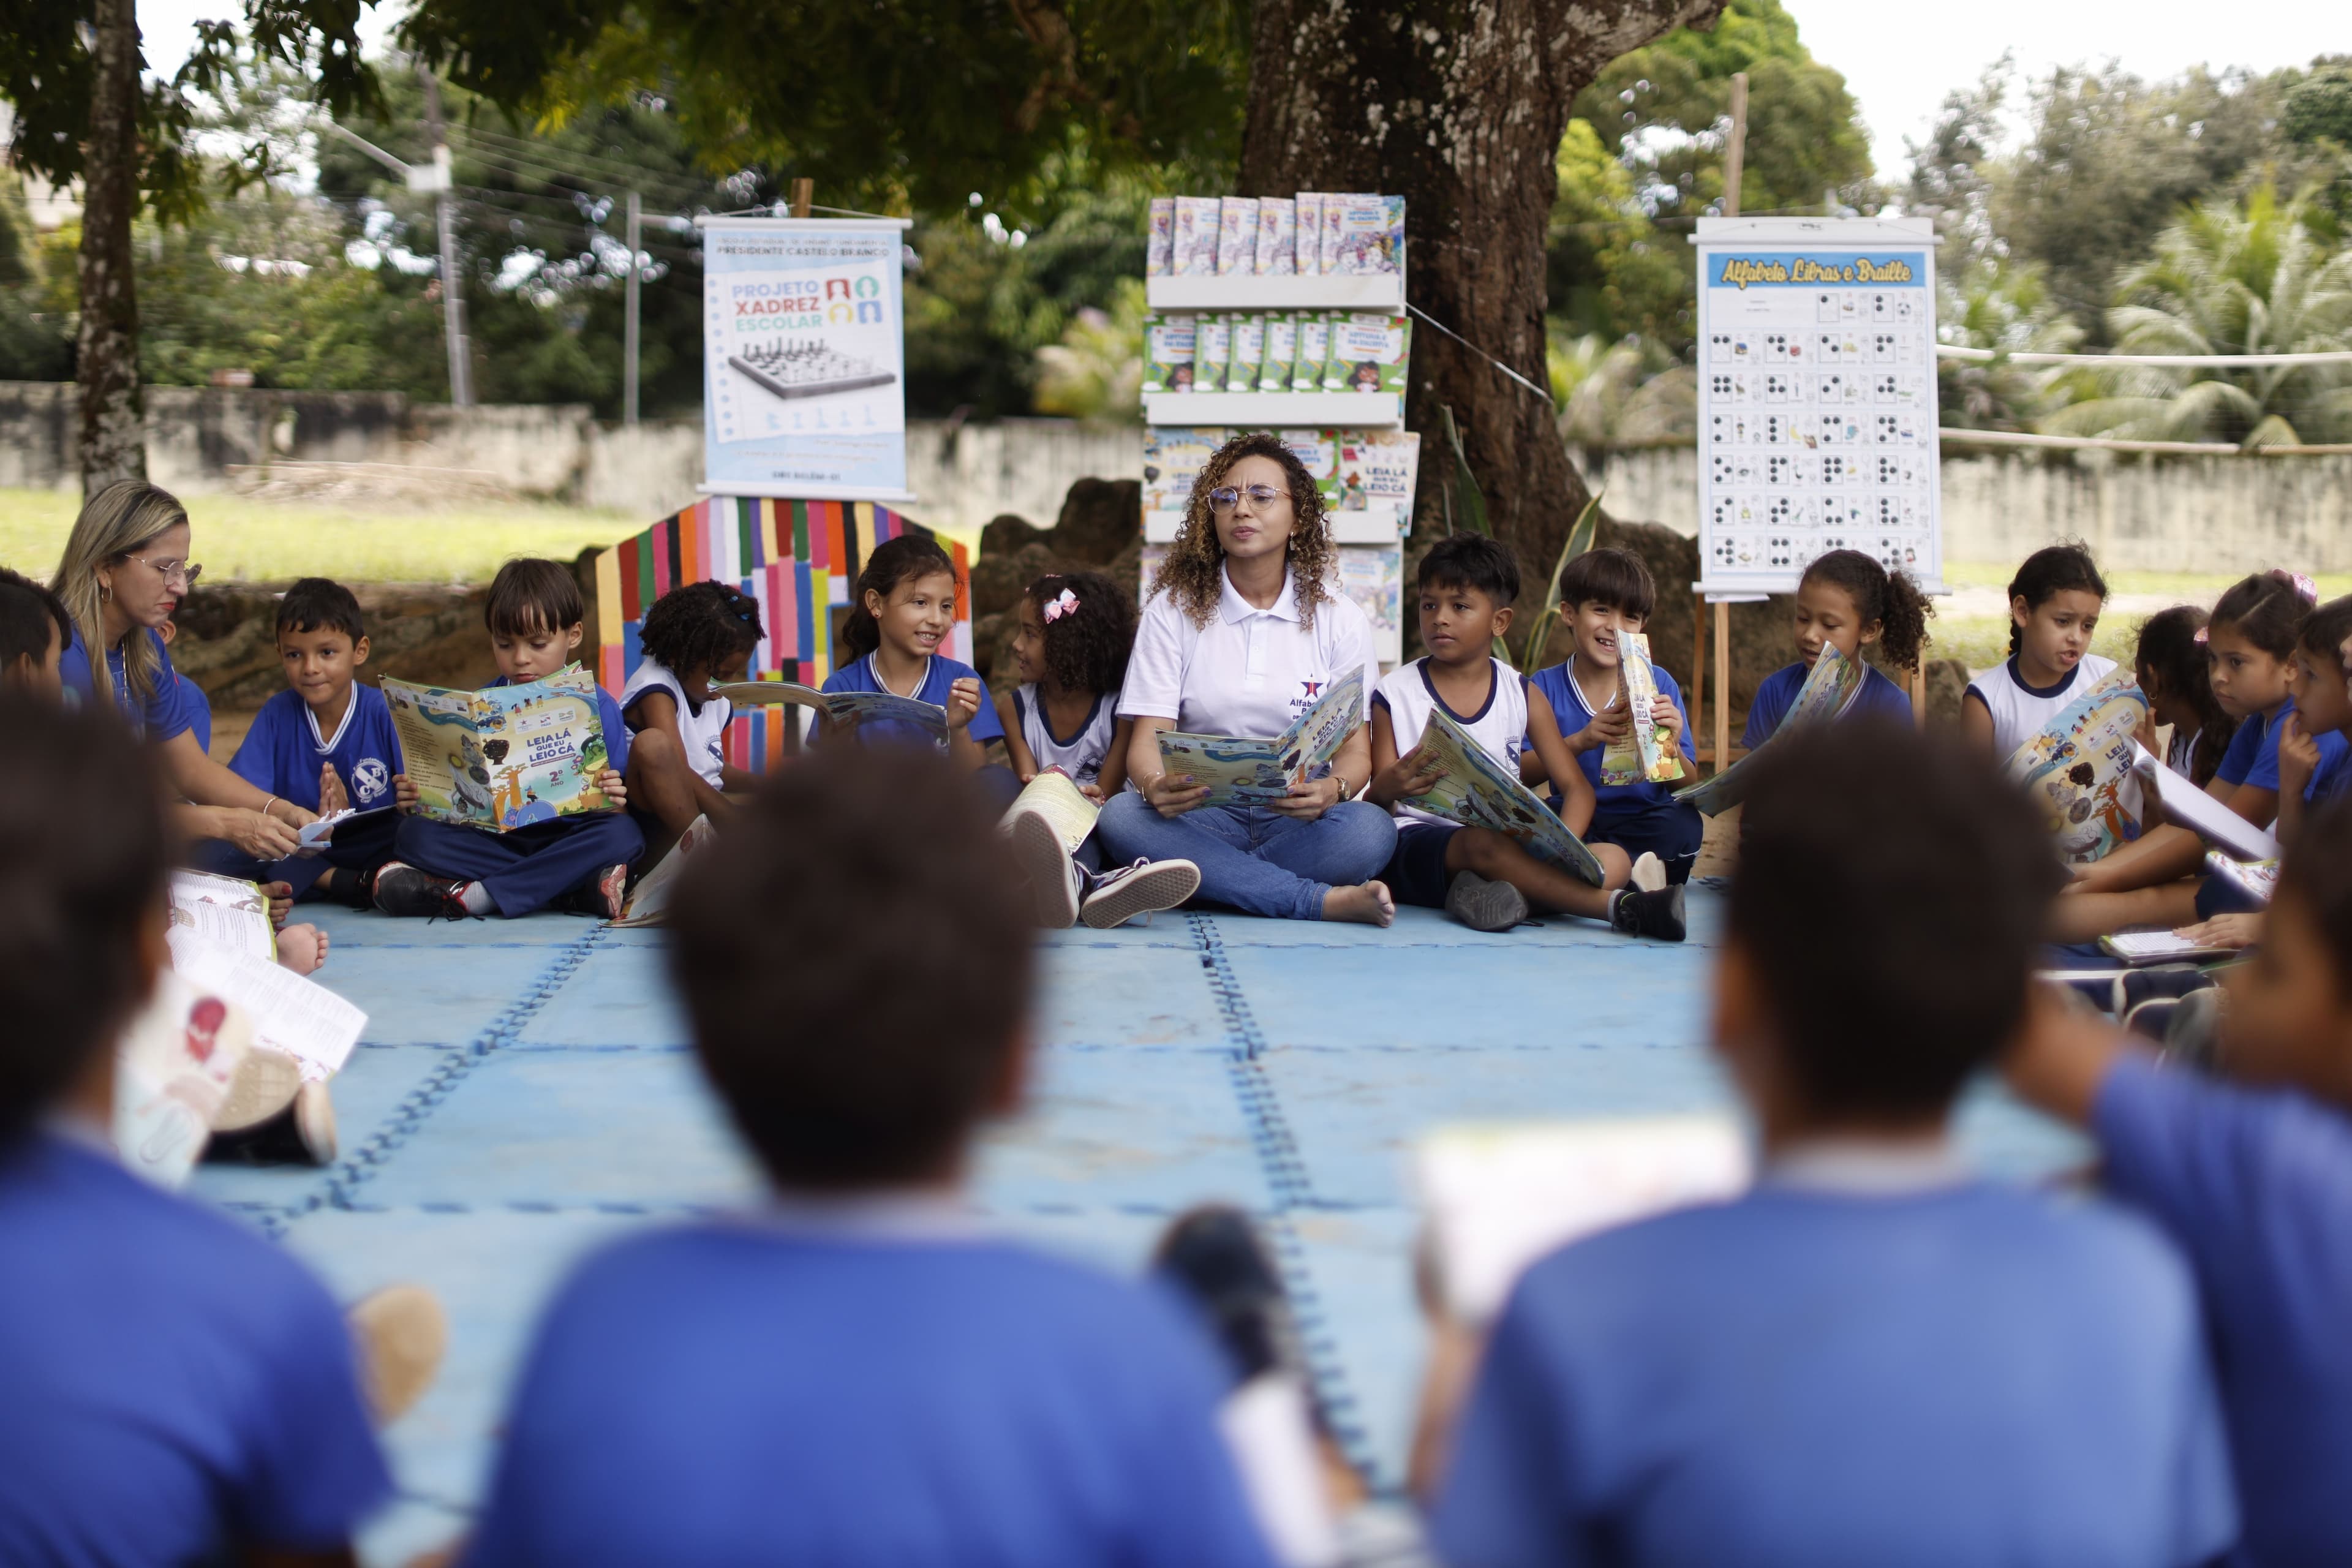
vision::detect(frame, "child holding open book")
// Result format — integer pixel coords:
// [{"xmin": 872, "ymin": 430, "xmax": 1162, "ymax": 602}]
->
[
  {"xmin": 375, "ymin": 559, "xmax": 642, "ymax": 921},
  {"xmin": 1366, "ymin": 535, "xmax": 1683, "ymax": 940},
  {"xmin": 1521, "ymin": 548, "xmax": 1703, "ymax": 885},
  {"xmin": 993, "ymin": 571, "xmax": 1199, "ymax": 930},
  {"xmin": 1741, "ymin": 549, "xmax": 1928, "ymax": 747},
  {"xmin": 620, "ymin": 579, "xmax": 763, "ymax": 862}
]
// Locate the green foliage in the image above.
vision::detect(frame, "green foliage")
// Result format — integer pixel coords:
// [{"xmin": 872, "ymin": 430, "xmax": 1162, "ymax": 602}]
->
[
  {"xmin": 1549, "ymin": 334, "xmax": 1694, "ymax": 450},
  {"xmin": 1934, "ymin": 258, "xmax": 2080, "ymax": 431},
  {"xmin": 1438, "ymin": 405, "xmax": 1490, "ymax": 539},
  {"xmin": 2283, "ymin": 62, "xmax": 2352, "ymax": 147},
  {"xmin": 1032, "ymin": 277, "xmax": 1146, "ymax": 422}
]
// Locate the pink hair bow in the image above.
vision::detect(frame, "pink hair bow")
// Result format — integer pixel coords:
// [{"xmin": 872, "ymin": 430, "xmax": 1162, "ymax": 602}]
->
[
  {"xmin": 2285, "ymin": 571, "xmax": 2318, "ymax": 603},
  {"xmin": 2193, "ymin": 625, "xmax": 2208, "ymax": 644},
  {"xmin": 1042, "ymin": 587, "xmax": 1080, "ymax": 624}
]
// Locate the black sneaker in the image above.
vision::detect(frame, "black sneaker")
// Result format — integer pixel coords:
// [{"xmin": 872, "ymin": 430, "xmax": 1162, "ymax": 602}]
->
[
  {"xmin": 1152, "ymin": 1205, "xmax": 1301, "ymax": 1389},
  {"xmin": 1611, "ymin": 884, "xmax": 1687, "ymax": 942},
  {"xmin": 553, "ymin": 862, "xmax": 630, "ymax": 919},
  {"xmin": 374, "ymin": 862, "xmax": 469, "ymax": 919},
  {"xmin": 1444, "ymin": 870, "xmax": 1528, "ymax": 933}
]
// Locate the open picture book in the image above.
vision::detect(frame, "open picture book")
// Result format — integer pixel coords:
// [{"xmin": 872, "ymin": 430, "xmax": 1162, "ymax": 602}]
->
[
  {"xmin": 2129, "ymin": 742, "xmax": 2281, "ymax": 865},
  {"xmin": 168, "ymin": 870, "xmax": 276, "ymax": 962},
  {"xmin": 114, "ymin": 970, "xmax": 254, "ymax": 1191},
  {"xmin": 1675, "ymin": 644, "xmax": 1863, "ymax": 818},
  {"xmin": 2006, "ymin": 667, "xmax": 2149, "ymax": 864},
  {"xmin": 1158, "ymin": 669, "xmax": 1363, "ymax": 806},
  {"xmin": 167, "ymin": 872, "xmax": 368, "ymax": 1083},
  {"xmin": 709, "ymin": 679, "xmax": 948, "ymax": 739},
  {"xmin": 1415, "ymin": 1116, "xmax": 1750, "ymax": 1325},
  {"xmin": 383, "ymin": 666, "xmax": 616, "ymax": 831},
  {"xmin": 1398, "ymin": 707, "xmax": 1606, "ymax": 884},
  {"xmin": 1600, "ymin": 630, "xmax": 1684, "ymax": 787}
]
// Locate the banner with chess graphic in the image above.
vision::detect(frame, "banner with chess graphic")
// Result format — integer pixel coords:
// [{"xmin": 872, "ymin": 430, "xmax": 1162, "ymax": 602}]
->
[
  {"xmin": 1691, "ymin": 216, "xmax": 1943, "ymax": 595},
  {"xmin": 699, "ymin": 216, "xmax": 914, "ymax": 501}
]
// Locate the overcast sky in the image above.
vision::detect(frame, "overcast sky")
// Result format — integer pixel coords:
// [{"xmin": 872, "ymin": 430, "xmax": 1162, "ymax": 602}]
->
[{"xmin": 132, "ymin": 0, "xmax": 2347, "ymax": 186}]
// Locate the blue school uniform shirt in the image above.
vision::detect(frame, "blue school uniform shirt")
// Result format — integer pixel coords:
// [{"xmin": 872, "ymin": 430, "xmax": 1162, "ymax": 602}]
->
[
  {"xmin": 1432, "ymin": 1178, "xmax": 2236, "ymax": 1568},
  {"xmin": 1526, "ymin": 658, "xmax": 1696, "ymax": 813},
  {"xmin": 462, "ymin": 1219, "xmax": 1279, "ymax": 1568},
  {"xmin": 1741, "ymin": 659, "xmax": 1912, "ymax": 748},
  {"xmin": 58, "ymin": 624, "xmax": 192, "ymax": 741},
  {"xmin": 823, "ymin": 652, "xmax": 1006, "ymax": 752},
  {"xmin": 2097, "ymin": 1056, "xmax": 2352, "ymax": 1566},
  {"xmin": 2212, "ymin": 698, "xmax": 2351, "ymax": 796},
  {"xmin": 229, "ymin": 683, "xmax": 406, "ymax": 812},
  {"xmin": 0, "ymin": 1133, "xmax": 390, "ymax": 1563}
]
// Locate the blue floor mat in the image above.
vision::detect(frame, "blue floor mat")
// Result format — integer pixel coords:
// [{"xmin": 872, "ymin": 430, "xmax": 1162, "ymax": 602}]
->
[{"xmin": 186, "ymin": 886, "xmax": 2092, "ymax": 1563}]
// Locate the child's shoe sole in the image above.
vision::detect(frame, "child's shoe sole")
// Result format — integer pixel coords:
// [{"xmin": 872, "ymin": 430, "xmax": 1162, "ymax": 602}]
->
[
  {"xmin": 1008, "ymin": 807, "xmax": 1080, "ymax": 928},
  {"xmin": 373, "ymin": 862, "xmax": 466, "ymax": 919},
  {"xmin": 211, "ymin": 1047, "xmax": 301, "ymax": 1134},
  {"xmin": 1081, "ymin": 859, "xmax": 1201, "ymax": 929},
  {"xmin": 1444, "ymin": 870, "xmax": 1528, "ymax": 933},
  {"xmin": 1630, "ymin": 851, "xmax": 1668, "ymax": 893}
]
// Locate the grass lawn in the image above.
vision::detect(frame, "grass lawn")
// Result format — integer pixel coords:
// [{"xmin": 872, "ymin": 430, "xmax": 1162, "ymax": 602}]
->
[
  {"xmin": 1932, "ymin": 562, "xmax": 2352, "ymax": 675},
  {"xmin": 0, "ymin": 488, "xmax": 650, "ymax": 586}
]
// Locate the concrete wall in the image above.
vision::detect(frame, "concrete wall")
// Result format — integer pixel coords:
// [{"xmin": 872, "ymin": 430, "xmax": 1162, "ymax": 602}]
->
[
  {"xmin": 1578, "ymin": 441, "xmax": 2352, "ymax": 572},
  {"xmin": 8, "ymin": 382, "xmax": 2350, "ymax": 564}
]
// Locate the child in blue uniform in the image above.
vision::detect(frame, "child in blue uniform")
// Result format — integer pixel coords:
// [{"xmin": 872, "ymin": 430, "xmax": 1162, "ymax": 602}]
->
[
  {"xmin": 376, "ymin": 559, "xmax": 643, "ymax": 921},
  {"xmin": 2010, "ymin": 788, "xmax": 2352, "ymax": 1568},
  {"xmin": 1522, "ymin": 548, "xmax": 1705, "ymax": 883},
  {"xmin": 0, "ymin": 697, "xmax": 391, "ymax": 1562},
  {"xmin": 204, "ymin": 578, "xmax": 407, "ymax": 905},
  {"xmin": 1429, "ymin": 720, "xmax": 2236, "ymax": 1568},
  {"xmin": 821, "ymin": 534, "xmax": 1017, "ymax": 809},
  {"xmin": 463, "ymin": 745, "xmax": 1278, "ymax": 1568},
  {"xmin": 1742, "ymin": 548, "xmax": 1926, "ymax": 746},
  {"xmin": 1365, "ymin": 535, "xmax": 1680, "ymax": 939},
  {"xmin": 0, "ymin": 566, "xmax": 69, "ymax": 697}
]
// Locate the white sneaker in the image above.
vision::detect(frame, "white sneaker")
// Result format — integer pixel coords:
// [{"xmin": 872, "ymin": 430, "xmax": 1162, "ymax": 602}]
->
[
  {"xmin": 1630, "ymin": 851, "xmax": 1668, "ymax": 893},
  {"xmin": 1081, "ymin": 858, "xmax": 1201, "ymax": 929},
  {"xmin": 1007, "ymin": 805, "xmax": 1081, "ymax": 928}
]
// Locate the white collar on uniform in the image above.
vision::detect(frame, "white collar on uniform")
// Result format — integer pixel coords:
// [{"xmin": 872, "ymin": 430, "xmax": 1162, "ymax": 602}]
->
[
  {"xmin": 304, "ymin": 688, "xmax": 360, "ymax": 755},
  {"xmin": 1762, "ymin": 1133, "xmax": 1971, "ymax": 1196},
  {"xmin": 1219, "ymin": 564, "xmax": 1301, "ymax": 625}
]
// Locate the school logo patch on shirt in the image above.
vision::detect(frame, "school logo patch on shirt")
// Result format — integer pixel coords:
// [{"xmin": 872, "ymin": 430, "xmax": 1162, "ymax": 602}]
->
[{"xmin": 350, "ymin": 758, "xmax": 390, "ymax": 804}]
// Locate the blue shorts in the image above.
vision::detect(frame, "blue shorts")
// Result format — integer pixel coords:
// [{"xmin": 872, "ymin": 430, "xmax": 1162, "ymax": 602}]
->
[
  {"xmin": 1382, "ymin": 820, "xmax": 1461, "ymax": 908},
  {"xmin": 2193, "ymin": 873, "xmax": 2263, "ymax": 922}
]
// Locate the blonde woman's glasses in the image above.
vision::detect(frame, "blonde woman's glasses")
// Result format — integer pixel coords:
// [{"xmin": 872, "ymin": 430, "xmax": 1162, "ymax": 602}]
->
[
  {"xmin": 1207, "ymin": 483, "xmax": 1287, "ymax": 514},
  {"xmin": 126, "ymin": 554, "xmax": 203, "ymax": 589}
]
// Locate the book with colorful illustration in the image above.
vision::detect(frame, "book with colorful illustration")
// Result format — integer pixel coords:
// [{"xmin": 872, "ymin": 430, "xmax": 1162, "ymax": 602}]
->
[
  {"xmin": 1675, "ymin": 643, "xmax": 1862, "ymax": 817},
  {"xmin": 113, "ymin": 970, "xmax": 254, "ymax": 1190},
  {"xmin": 2204, "ymin": 851, "xmax": 2278, "ymax": 907},
  {"xmin": 1158, "ymin": 669, "xmax": 1363, "ymax": 805},
  {"xmin": 709, "ymin": 680, "xmax": 947, "ymax": 737},
  {"xmin": 1397, "ymin": 707, "xmax": 1606, "ymax": 885},
  {"xmin": 382, "ymin": 666, "xmax": 615, "ymax": 831},
  {"xmin": 1600, "ymin": 630, "xmax": 1685, "ymax": 787},
  {"xmin": 2006, "ymin": 666, "xmax": 2149, "ymax": 864},
  {"xmin": 168, "ymin": 870, "xmax": 276, "ymax": 961}
]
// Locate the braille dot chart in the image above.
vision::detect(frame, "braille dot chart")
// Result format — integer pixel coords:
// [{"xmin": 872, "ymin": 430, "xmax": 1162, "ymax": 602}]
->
[{"xmin": 1692, "ymin": 219, "xmax": 1945, "ymax": 594}]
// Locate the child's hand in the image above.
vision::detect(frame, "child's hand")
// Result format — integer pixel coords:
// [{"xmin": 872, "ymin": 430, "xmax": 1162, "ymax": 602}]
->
[
  {"xmin": 2174, "ymin": 912, "xmax": 2263, "ymax": 950},
  {"xmin": 1649, "ymin": 695, "xmax": 1681, "ymax": 741},
  {"xmin": 318, "ymin": 763, "xmax": 350, "ymax": 818},
  {"xmin": 1270, "ymin": 775, "xmax": 1345, "ymax": 820},
  {"xmin": 1370, "ymin": 745, "xmax": 1445, "ymax": 807},
  {"xmin": 1142, "ymin": 771, "xmax": 1210, "ymax": 818},
  {"xmin": 595, "ymin": 768, "xmax": 628, "ymax": 808},
  {"xmin": 2278, "ymin": 712, "xmax": 2320, "ymax": 796},
  {"xmin": 1572, "ymin": 702, "xmax": 1633, "ymax": 755},
  {"xmin": 393, "ymin": 773, "xmax": 419, "ymax": 813},
  {"xmin": 946, "ymin": 677, "xmax": 982, "ymax": 731},
  {"xmin": 1079, "ymin": 781, "xmax": 1106, "ymax": 804}
]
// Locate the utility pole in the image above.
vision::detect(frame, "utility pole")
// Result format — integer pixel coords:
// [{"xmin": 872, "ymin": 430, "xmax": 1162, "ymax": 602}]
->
[
  {"xmin": 418, "ymin": 69, "xmax": 473, "ymax": 407},
  {"xmin": 624, "ymin": 190, "xmax": 641, "ymax": 427}
]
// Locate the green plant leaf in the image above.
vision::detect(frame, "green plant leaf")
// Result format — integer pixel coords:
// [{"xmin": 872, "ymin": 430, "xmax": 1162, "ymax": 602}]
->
[
  {"xmin": 1440, "ymin": 405, "xmax": 1490, "ymax": 537},
  {"xmin": 1514, "ymin": 487, "xmax": 1603, "ymax": 670}
]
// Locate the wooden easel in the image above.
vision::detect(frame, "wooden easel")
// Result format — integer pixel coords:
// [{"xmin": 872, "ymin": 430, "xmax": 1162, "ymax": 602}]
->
[{"xmin": 1691, "ymin": 74, "xmax": 1749, "ymax": 775}]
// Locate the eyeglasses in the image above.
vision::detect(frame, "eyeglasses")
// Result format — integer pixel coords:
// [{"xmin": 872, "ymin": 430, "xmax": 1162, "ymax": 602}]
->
[
  {"xmin": 126, "ymin": 553, "xmax": 203, "ymax": 589},
  {"xmin": 1207, "ymin": 483, "xmax": 1288, "ymax": 514}
]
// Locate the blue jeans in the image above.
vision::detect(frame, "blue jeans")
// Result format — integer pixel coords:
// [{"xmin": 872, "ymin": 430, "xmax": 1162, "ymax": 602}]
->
[{"xmin": 1096, "ymin": 794, "xmax": 1396, "ymax": 921}]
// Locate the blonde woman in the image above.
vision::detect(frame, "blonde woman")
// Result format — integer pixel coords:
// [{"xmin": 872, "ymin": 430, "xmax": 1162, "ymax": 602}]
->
[
  {"xmin": 1099, "ymin": 432, "xmax": 1395, "ymax": 924},
  {"xmin": 50, "ymin": 481, "xmax": 317, "ymax": 865}
]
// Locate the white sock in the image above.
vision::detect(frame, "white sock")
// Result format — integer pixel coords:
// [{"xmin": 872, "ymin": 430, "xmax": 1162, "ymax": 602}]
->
[{"xmin": 457, "ymin": 881, "xmax": 495, "ymax": 915}]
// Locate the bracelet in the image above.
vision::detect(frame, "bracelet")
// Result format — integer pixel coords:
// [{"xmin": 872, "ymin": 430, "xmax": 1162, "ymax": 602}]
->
[{"xmin": 261, "ymin": 796, "xmax": 279, "ymax": 822}]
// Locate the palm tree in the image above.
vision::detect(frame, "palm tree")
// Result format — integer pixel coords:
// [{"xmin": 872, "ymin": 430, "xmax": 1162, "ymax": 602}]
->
[
  {"xmin": 1936, "ymin": 258, "xmax": 2081, "ymax": 431},
  {"xmin": 1548, "ymin": 333, "xmax": 1695, "ymax": 462},
  {"xmin": 2041, "ymin": 186, "xmax": 2352, "ymax": 446}
]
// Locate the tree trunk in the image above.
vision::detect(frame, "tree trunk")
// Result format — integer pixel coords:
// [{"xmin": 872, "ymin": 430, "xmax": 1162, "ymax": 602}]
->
[
  {"xmin": 78, "ymin": 0, "xmax": 146, "ymax": 492},
  {"xmin": 1239, "ymin": 0, "xmax": 1721, "ymax": 623}
]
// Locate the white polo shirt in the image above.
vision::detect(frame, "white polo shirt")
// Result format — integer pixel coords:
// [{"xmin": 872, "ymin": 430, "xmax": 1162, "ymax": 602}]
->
[{"xmin": 1120, "ymin": 565, "xmax": 1381, "ymax": 742}]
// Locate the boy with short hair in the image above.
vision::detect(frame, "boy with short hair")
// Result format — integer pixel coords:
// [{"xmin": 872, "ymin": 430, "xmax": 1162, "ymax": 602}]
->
[
  {"xmin": 1430, "ymin": 722, "xmax": 2237, "ymax": 1567},
  {"xmin": 1522, "ymin": 548, "xmax": 1705, "ymax": 884},
  {"xmin": 1366, "ymin": 535, "xmax": 1684, "ymax": 940},
  {"xmin": 462, "ymin": 745, "xmax": 1277, "ymax": 1567},
  {"xmin": 378, "ymin": 558, "xmax": 643, "ymax": 920},
  {"xmin": 2009, "ymin": 791, "xmax": 2352, "ymax": 1567},
  {"xmin": 215, "ymin": 576, "xmax": 407, "ymax": 904},
  {"xmin": 0, "ymin": 565, "xmax": 70, "ymax": 697},
  {"xmin": 0, "ymin": 696, "xmax": 392, "ymax": 1561}
]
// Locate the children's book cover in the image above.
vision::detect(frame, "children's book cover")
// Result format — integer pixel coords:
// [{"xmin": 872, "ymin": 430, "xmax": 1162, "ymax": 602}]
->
[
  {"xmin": 1255, "ymin": 197, "xmax": 1297, "ymax": 276},
  {"xmin": 1145, "ymin": 197, "xmax": 1174, "ymax": 277},
  {"xmin": 1294, "ymin": 194, "xmax": 1329, "ymax": 274},
  {"xmin": 1172, "ymin": 197, "xmax": 1221, "ymax": 276},
  {"xmin": 1141, "ymin": 427, "xmax": 1227, "ymax": 515},
  {"xmin": 1322, "ymin": 312, "xmax": 1409, "ymax": 393},
  {"xmin": 1400, "ymin": 707, "xmax": 1606, "ymax": 885},
  {"xmin": 1328, "ymin": 193, "xmax": 1402, "ymax": 275},
  {"xmin": 1260, "ymin": 314, "xmax": 1297, "ymax": 391},
  {"xmin": 2005, "ymin": 666, "xmax": 2149, "ymax": 863},
  {"xmin": 1195, "ymin": 314, "xmax": 1232, "ymax": 390},
  {"xmin": 1294, "ymin": 314, "xmax": 1331, "ymax": 390},
  {"xmin": 1228, "ymin": 314, "xmax": 1265, "ymax": 392},
  {"xmin": 2204, "ymin": 850, "xmax": 2278, "ymax": 906},
  {"xmin": 1216, "ymin": 197, "xmax": 1259, "ymax": 276},
  {"xmin": 1142, "ymin": 312, "xmax": 1196, "ymax": 393},
  {"xmin": 1600, "ymin": 631, "xmax": 1684, "ymax": 786},
  {"xmin": 1675, "ymin": 643, "xmax": 1861, "ymax": 816},
  {"xmin": 1159, "ymin": 669, "xmax": 1363, "ymax": 805},
  {"xmin": 383, "ymin": 667, "xmax": 615, "ymax": 831},
  {"xmin": 708, "ymin": 680, "xmax": 946, "ymax": 737}
]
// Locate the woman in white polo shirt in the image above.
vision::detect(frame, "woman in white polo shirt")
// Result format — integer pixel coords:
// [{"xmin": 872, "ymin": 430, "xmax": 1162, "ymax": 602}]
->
[{"xmin": 1098, "ymin": 434, "xmax": 1397, "ymax": 924}]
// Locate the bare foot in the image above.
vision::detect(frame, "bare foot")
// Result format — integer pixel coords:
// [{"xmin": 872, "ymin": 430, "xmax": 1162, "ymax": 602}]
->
[
  {"xmin": 1321, "ymin": 880, "xmax": 1395, "ymax": 927},
  {"xmin": 276, "ymin": 923, "xmax": 326, "ymax": 975}
]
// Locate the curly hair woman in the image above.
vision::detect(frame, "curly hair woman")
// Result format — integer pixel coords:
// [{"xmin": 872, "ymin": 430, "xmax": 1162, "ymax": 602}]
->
[
  {"xmin": 622, "ymin": 578, "xmax": 765, "ymax": 860},
  {"xmin": 1097, "ymin": 432, "xmax": 1397, "ymax": 925}
]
